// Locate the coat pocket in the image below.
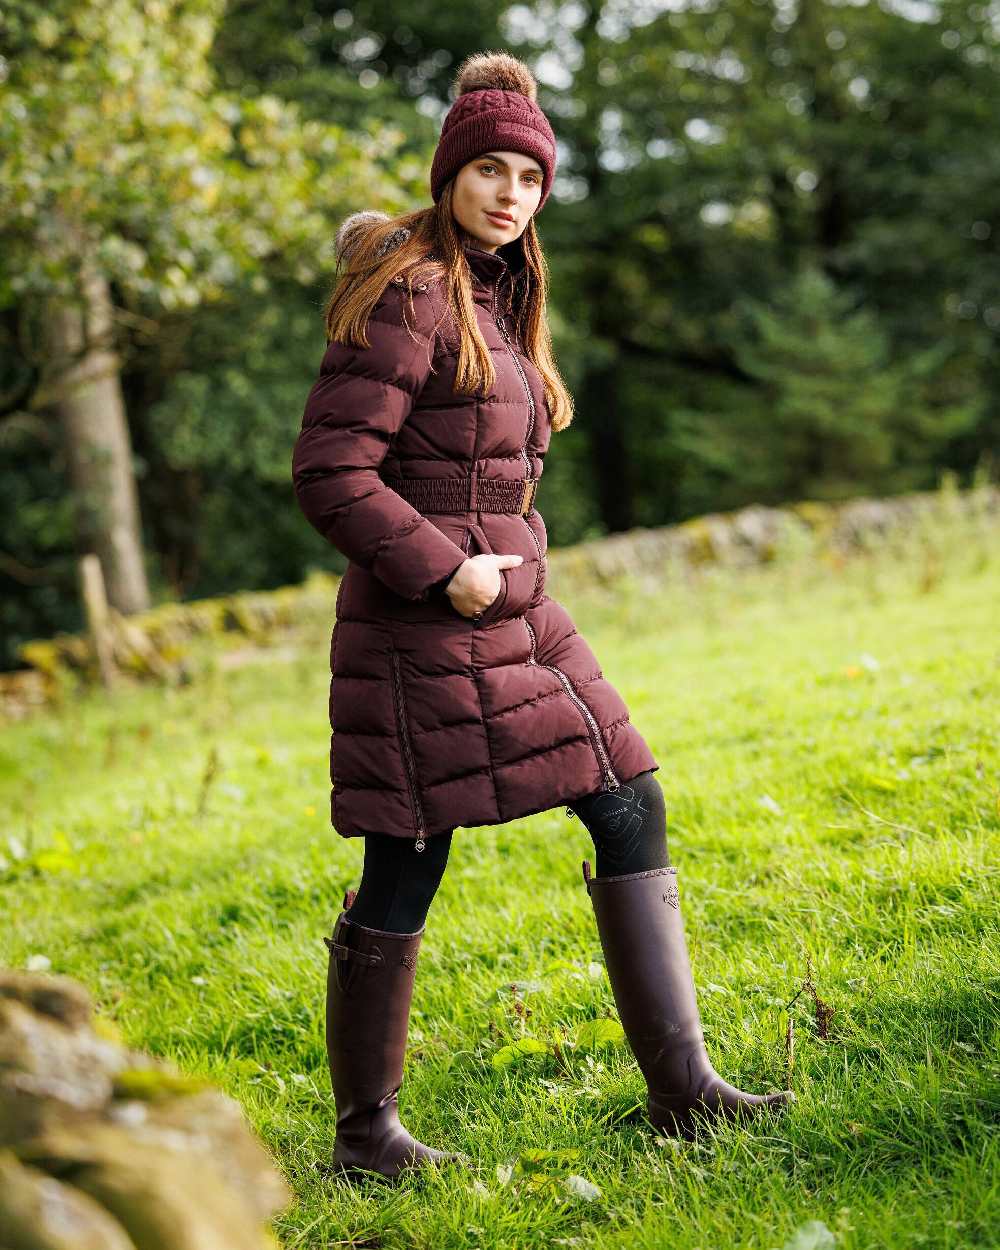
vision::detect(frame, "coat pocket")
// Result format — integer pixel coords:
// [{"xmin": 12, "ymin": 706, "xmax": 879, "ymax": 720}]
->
[
  {"xmin": 463, "ymin": 523, "xmax": 508, "ymax": 627},
  {"xmin": 464, "ymin": 522, "xmax": 537, "ymax": 626}
]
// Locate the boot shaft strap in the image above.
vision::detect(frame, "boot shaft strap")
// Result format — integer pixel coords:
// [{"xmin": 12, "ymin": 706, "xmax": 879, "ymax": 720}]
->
[{"xmin": 323, "ymin": 934, "xmax": 384, "ymax": 966}]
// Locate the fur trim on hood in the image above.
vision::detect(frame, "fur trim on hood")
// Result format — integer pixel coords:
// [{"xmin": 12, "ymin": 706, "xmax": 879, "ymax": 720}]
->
[{"xmin": 334, "ymin": 210, "xmax": 410, "ymax": 264}]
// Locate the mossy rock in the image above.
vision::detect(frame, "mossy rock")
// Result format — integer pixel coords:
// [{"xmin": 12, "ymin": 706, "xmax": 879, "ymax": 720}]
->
[
  {"xmin": 789, "ymin": 499, "xmax": 836, "ymax": 531},
  {"xmin": 1, "ymin": 970, "xmax": 290, "ymax": 1249},
  {"xmin": 677, "ymin": 517, "xmax": 721, "ymax": 565},
  {"xmin": 0, "ymin": 1149, "xmax": 138, "ymax": 1250}
]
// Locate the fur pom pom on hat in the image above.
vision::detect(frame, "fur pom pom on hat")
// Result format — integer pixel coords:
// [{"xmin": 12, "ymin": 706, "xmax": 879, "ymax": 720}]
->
[{"xmin": 430, "ymin": 51, "xmax": 557, "ymax": 212}]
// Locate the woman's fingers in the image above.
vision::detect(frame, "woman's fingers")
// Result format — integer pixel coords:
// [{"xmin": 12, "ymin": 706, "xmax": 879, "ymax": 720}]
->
[{"xmin": 445, "ymin": 553, "xmax": 524, "ymax": 616}]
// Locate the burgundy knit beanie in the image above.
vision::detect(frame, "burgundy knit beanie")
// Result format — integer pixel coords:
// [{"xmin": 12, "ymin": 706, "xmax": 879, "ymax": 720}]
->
[{"xmin": 430, "ymin": 51, "xmax": 558, "ymax": 213}]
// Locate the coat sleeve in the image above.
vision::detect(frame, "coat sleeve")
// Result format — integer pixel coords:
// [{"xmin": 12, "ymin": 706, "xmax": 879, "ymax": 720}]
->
[{"xmin": 291, "ymin": 283, "xmax": 469, "ymax": 602}]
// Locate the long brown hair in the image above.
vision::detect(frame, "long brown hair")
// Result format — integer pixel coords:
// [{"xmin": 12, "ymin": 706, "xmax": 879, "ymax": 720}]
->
[{"xmin": 322, "ymin": 182, "xmax": 574, "ymax": 433}]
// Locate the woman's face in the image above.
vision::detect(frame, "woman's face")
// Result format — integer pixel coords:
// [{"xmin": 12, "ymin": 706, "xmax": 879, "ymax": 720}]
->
[{"xmin": 452, "ymin": 150, "xmax": 544, "ymax": 253}]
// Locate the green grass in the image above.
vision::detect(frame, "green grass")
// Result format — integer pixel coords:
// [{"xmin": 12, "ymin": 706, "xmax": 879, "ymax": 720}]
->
[{"xmin": 2, "ymin": 504, "xmax": 998, "ymax": 1250}]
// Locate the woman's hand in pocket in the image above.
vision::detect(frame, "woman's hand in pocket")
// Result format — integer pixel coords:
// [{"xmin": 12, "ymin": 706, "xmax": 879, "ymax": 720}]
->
[{"xmin": 445, "ymin": 554, "xmax": 523, "ymax": 618}]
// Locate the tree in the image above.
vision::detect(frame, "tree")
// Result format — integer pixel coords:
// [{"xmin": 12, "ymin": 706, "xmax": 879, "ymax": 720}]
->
[
  {"xmin": 722, "ymin": 266, "xmax": 983, "ymax": 500},
  {"xmin": 0, "ymin": 0, "xmax": 397, "ymax": 611},
  {"xmin": 540, "ymin": 0, "xmax": 1000, "ymax": 527}
]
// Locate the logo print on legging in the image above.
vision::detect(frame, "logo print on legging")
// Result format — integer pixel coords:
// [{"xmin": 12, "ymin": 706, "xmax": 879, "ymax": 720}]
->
[
  {"xmin": 594, "ymin": 785, "xmax": 647, "ymax": 833},
  {"xmin": 590, "ymin": 784, "xmax": 649, "ymax": 868}
]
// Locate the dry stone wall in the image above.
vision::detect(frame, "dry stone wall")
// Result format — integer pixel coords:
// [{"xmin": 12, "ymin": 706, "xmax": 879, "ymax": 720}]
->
[{"xmin": 2, "ymin": 481, "xmax": 995, "ymax": 721}]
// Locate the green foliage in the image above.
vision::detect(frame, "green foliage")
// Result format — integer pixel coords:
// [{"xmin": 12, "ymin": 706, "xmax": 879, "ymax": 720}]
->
[
  {"xmin": 0, "ymin": 0, "xmax": 414, "ymax": 663},
  {"xmin": 546, "ymin": 0, "xmax": 1000, "ymax": 526},
  {"xmin": 574, "ymin": 1018, "xmax": 624, "ymax": 1051},
  {"xmin": 491, "ymin": 1036, "xmax": 550, "ymax": 1070},
  {"xmin": 0, "ymin": 426, "xmax": 81, "ymax": 670},
  {"xmin": 0, "ymin": 0, "xmax": 386, "ymax": 309}
]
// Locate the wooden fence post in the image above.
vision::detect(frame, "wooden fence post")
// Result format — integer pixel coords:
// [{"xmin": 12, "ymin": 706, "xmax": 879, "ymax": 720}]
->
[{"xmin": 79, "ymin": 553, "xmax": 118, "ymax": 689}]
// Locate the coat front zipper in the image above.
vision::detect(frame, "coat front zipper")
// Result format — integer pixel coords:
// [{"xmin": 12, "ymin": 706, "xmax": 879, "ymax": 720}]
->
[
  {"xmin": 524, "ymin": 618, "xmax": 620, "ymax": 794},
  {"xmin": 389, "ymin": 649, "xmax": 427, "ymax": 851},
  {"xmin": 493, "ymin": 286, "xmax": 544, "ymax": 603},
  {"xmin": 493, "ymin": 279, "xmax": 614, "ymax": 792}
]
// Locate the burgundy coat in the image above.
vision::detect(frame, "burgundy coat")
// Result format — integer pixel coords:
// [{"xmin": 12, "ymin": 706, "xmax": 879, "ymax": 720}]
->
[{"xmin": 291, "ymin": 213, "xmax": 657, "ymax": 848}]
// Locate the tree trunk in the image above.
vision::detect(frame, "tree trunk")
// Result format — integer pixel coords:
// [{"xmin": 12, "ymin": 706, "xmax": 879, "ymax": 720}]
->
[{"xmin": 43, "ymin": 246, "xmax": 151, "ymax": 615}]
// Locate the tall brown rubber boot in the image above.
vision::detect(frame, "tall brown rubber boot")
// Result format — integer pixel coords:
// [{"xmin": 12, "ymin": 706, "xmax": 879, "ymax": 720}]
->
[
  {"xmin": 323, "ymin": 889, "xmax": 466, "ymax": 1180},
  {"xmin": 582, "ymin": 861, "xmax": 795, "ymax": 1139}
]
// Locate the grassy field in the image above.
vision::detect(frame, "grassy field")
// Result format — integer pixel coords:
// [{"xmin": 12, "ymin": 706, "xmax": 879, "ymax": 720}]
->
[{"xmin": 2, "ymin": 499, "xmax": 998, "ymax": 1250}]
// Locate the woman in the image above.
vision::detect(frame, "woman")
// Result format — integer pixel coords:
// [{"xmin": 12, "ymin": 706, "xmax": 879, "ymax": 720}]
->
[{"xmin": 292, "ymin": 51, "xmax": 793, "ymax": 1182}]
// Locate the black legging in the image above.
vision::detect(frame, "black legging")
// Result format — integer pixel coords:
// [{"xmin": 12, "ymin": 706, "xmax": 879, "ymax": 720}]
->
[
  {"xmin": 344, "ymin": 828, "xmax": 455, "ymax": 932},
  {"xmin": 565, "ymin": 768, "xmax": 669, "ymax": 876},
  {"xmin": 344, "ymin": 768, "xmax": 668, "ymax": 933}
]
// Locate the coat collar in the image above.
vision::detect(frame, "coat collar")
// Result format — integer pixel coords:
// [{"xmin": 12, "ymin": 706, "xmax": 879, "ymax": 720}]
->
[
  {"xmin": 460, "ymin": 231, "xmax": 525, "ymax": 285},
  {"xmin": 460, "ymin": 230, "xmax": 527, "ymax": 312}
]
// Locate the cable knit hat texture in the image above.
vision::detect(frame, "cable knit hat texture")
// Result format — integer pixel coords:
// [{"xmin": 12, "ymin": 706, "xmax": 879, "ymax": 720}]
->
[{"xmin": 430, "ymin": 51, "xmax": 557, "ymax": 212}]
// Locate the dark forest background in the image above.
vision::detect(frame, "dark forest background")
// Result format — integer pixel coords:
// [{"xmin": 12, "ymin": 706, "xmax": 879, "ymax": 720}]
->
[{"xmin": 2, "ymin": 0, "xmax": 997, "ymax": 669}]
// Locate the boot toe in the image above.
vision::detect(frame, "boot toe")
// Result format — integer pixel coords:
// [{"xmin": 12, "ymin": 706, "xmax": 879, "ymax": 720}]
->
[
  {"xmin": 758, "ymin": 1090, "xmax": 795, "ymax": 1119},
  {"xmin": 427, "ymin": 1146, "xmax": 471, "ymax": 1168},
  {"xmin": 649, "ymin": 1080, "xmax": 794, "ymax": 1138},
  {"xmin": 715, "ymin": 1081, "xmax": 796, "ymax": 1125},
  {"xmin": 411, "ymin": 1140, "xmax": 468, "ymax": 1168}
]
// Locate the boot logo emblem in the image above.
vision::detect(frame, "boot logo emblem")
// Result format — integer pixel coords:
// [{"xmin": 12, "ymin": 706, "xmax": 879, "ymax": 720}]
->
[
  {"xmin": 400, "ymin": 951, "xmax": 417, "ymax": 970},
  {"xmin": 662, "ymin": 884, "xmax": 679, "ymax": 909}
]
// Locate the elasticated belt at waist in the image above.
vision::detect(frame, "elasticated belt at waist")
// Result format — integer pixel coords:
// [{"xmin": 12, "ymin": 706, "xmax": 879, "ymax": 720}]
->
[{"xmin": 382, "ymin": 475, "xmax": 538, "ymax": 515}]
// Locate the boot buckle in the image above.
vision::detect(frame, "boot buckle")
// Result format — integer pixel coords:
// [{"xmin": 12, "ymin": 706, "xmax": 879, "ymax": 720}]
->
[
  {"xmin": 324, "ymin": 937, "xmax": 384, "ymax": 966},
  {"xmin": 581, "ymin": 860, "xmax": 592, "ymax": 895}
]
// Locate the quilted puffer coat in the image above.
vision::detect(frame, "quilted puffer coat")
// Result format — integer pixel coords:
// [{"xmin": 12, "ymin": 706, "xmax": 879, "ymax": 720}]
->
[{"xmin": 291, "ymin": 213, "xmax": 658, "ymax": 849}]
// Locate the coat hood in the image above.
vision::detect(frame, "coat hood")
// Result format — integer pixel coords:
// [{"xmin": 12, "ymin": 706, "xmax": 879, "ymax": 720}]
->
[{"xmin": 333, "ymin": 210, "xmax": 527, "ymax": 300}]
